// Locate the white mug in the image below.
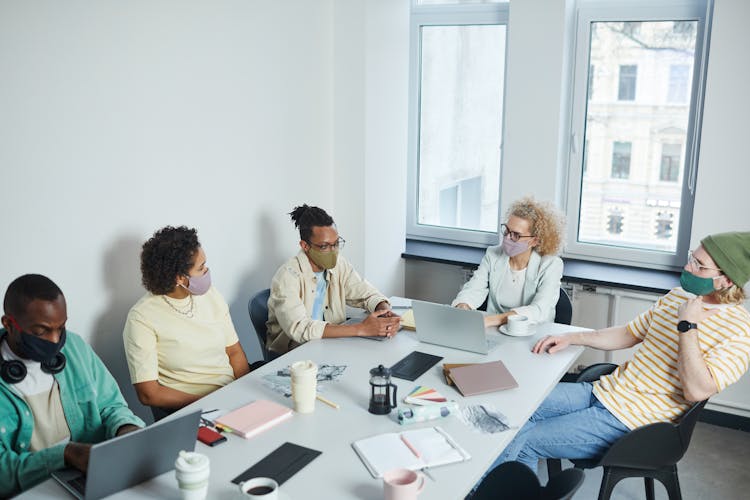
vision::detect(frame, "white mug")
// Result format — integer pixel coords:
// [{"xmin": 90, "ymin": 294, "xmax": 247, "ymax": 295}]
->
[
  {"xmin": 238, "ymin": 477, "xmax": 279, "ymax": 499},
  {"xmin": 507, "ymin": 314, "xmax": 531, "ymax": 335}
]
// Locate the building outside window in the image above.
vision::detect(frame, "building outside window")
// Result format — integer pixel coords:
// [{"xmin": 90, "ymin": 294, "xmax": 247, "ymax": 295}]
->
[{"xmin": 565, "ymin": 0, "xmax": 710, "ymax": 270}]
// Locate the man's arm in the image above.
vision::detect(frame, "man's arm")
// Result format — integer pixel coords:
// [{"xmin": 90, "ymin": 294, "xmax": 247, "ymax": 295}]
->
[
  {"xmin": 677, "ymin": 296, "xmax": 721, "ymax": 402},
  {"xmin": 226, "ymin": 341, "xmax": 250, "ymax": 379},
  {"xmin": 533, "ymin": 326, "xmax": 642, "ymax": 354}
]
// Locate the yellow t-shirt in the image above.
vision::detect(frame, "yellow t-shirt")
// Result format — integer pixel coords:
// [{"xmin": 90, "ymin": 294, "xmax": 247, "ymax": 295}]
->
[
  {"xmin": 123, "ymin": 286, "xmax": 239, "ymax": 396},
  {"xmin": 594, "ymin": 287, "xmax": 750, "ymax": 429}
]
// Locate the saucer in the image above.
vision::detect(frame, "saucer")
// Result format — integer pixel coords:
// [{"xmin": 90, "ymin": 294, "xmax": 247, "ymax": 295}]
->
[{"xmin": 499, "ymin": 324, "xmax": 535, "ymax": 337}]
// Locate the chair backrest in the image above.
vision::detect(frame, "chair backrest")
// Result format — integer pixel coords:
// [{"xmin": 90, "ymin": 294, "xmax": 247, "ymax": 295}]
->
[
  {"xmin": 542, "ymin": 467, "xmax": 585, "ymax": 500},
  {"xmin": 472, "ymin": 460, "xmax": 542, "ymax": 500},
  {"xmin": 554, "ymin": 288, "xmax": 573, "ymax": 325},
  {"xmin": 248, "ymin": 288, "xmax": 271, "ymax": 362}
]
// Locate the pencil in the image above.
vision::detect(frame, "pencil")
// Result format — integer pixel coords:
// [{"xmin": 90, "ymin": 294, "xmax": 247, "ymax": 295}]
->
[
  {"xmin": 400, "ymin": 434, "xmax": 421, "ymax": 458},
  {"xmin": 316, "ymin": 394, "xmax": 340, "ymax": 409}
]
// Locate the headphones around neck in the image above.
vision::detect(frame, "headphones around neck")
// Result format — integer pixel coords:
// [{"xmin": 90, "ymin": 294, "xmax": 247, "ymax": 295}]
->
[{"xmin": 0, "ymin": 332, "xmax": 66, "ymax": 384}]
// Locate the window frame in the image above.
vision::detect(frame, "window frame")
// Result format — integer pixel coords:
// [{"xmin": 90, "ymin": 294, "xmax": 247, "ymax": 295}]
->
[
  {"xmin": 406, "ymin": 1, "xmax": 509, "ymax": 247},
  {"xmin": 563, "ymin": 0, "xmax": 712, "ymax": 271}
]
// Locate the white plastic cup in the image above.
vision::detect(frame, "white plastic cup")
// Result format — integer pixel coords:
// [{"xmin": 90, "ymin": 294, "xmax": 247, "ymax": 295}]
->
[
  {"xmin": 174, "ymin": 450, "xmax": 210, "ymax": 500},
  {"xmin": 507, "ymin": 315, "xmax": 531, "ymax": 335},
  {"xmin": 290, "ymin": 360, "xmax": 318, "ymax": 413}
]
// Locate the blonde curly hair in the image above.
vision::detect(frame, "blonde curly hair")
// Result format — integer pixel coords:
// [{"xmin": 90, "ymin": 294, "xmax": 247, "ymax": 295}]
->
[
  {"xmin": 506, "ymin": 196, "xmax": 566, "ymax": 256},
  {"xmin": 713, "ymin": 284, "xmax": 747, "ymax": 304}
]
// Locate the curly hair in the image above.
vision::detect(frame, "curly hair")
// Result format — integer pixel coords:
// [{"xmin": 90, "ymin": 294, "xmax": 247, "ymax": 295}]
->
[
  {"xmin": 289, "ymin": 204, "xmax": 335, "ymax": 241},
  {"xmin": 506, "ymin": 197, "xmax": 566, "ymax": 256},
  {"xmin": 713, "ymin": 284, "xmax": 747, "ymax": 304},
  {"xmin": 140, "ymin": 226, "xmax": 201, "ymax": 295}
]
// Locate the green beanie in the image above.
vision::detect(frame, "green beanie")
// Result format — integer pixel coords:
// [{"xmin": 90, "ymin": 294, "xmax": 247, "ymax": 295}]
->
[{"xmin": 701, "ymin": 232, "xmax": 750, "ymax": 287}]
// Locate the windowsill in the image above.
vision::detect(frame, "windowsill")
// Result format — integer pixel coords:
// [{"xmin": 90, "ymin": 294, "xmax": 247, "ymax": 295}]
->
[{"xmin": 402, "ymin": 239, "xmax": 680, "ymax": 294}]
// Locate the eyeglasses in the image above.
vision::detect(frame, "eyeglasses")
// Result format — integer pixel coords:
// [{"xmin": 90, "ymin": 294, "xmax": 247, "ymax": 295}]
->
[
  {"xmin": 686, "ymin": 250, "xmax": 721, "ymax": 273},
  {"xmin": 500, "ymin": 224, "xmax": 534, "ymax": 242},
  {"xmin": 307, "ymin": 237, "xmax": 346, "ymax": 252}
]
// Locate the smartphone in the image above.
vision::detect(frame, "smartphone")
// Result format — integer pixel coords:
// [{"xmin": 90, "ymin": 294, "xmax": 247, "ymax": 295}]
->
[{"xmin": 197, "ymin": 426, "xmax": 227, "ymax": 447}]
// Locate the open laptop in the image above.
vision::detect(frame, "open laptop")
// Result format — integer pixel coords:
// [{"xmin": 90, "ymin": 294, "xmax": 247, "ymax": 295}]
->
[
  {"xmin": 412, "ymin": 300, "xmax": 497, "ymax": 354},
  {"xmin": 52, "ymin": 409, "xmax": 201, "ymax": 499}
]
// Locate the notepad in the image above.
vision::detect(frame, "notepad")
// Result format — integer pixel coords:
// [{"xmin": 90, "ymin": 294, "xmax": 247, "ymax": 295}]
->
[
  {"xmin": 399, "ymin": 309, "xmax": 416, "ymax": 331},
  {"xmin": 448, "ymin": 360, "xmax": 518, "ymax": 397},
  {"xmin": 215, "ymin": 400, "xmax": 292, "ymax": 439},
  {"xmin": 352, "ymin": 426, "xmax": 470, "ymax": 478}
]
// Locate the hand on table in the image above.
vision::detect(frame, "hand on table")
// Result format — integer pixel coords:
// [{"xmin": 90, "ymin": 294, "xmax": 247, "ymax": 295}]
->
[{"xmin": 360, "ymin": 309, "xmax": 401, "ymax": 338}]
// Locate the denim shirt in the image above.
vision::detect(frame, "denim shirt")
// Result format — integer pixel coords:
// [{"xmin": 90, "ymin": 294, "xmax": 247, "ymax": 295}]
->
[{"xmin": 0, "ymin": 329, "xmax": 145, "ymax": 496}]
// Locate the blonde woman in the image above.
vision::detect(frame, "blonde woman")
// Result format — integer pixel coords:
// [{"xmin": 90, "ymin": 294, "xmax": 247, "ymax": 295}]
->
[{"xmin": 453, "ymin": 197, "xmax": 566, "ymax": 327}]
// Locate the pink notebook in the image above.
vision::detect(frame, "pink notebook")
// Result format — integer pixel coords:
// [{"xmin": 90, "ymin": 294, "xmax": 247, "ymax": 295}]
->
[
  {"xmin": 215, "ymin": 400, "xmax": 293, "ymax": 439},
  {"xmin": 448, "ymin": 360, "xmax": 518, "ymax": 397}
]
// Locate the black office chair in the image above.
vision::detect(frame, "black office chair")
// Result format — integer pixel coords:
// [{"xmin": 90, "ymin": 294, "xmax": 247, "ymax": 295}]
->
[
  {"xmin": 547, "ymin": 363, "xmax": 707, "ymax": 500},
  {"xmin": 473, "ymin": 460, "xmax": 585, "ymax": 500},
  {"xmin": 554, "ymin": 288, "xmax": 573, "ymax": 325},
  {"xmin": 248, "ymin": 288, "xmax": 272, "ymax": 362},
  {"xmin": 150, "ymin": 405, "xmax": 175, "ymax": 422}
]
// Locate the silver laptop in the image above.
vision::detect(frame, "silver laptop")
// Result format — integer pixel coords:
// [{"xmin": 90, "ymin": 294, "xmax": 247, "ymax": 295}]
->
[
  {"xmin": 52, "ymin": 409, "xmax": 201, "ymax": 499},
  {"xmin": 412, "ymin": 300, "xmax": 494, "ymax": 354}
]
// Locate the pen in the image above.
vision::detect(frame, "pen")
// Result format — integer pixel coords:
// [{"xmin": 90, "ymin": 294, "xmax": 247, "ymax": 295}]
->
[
  {"xmin": 400, "ymin": 434, "xmax": 421, "ymax": 458},
  {"xmin": 316, "ymin": 394, "xmax": 340, "ymax": 409}
]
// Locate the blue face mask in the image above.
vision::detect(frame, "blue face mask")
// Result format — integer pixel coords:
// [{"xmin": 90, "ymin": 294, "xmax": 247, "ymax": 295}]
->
[{"xmin": 680, "ymin": 270, "xmax": 718, "ymax": 296}]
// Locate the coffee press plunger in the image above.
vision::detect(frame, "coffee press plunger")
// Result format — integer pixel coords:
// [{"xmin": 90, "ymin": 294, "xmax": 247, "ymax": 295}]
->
[{"xmin": 368, "ymin": 364, "xmax": 398, "ymax": 415}]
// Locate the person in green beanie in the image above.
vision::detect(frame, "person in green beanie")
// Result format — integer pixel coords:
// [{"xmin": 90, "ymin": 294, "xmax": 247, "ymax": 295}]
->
[{"xmin": 484, "ymin": 232, "xmax": 750, "ymax": 476}]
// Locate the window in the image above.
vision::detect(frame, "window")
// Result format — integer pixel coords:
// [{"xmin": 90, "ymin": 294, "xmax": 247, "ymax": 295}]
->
[
  {"xmin": 407, "ymin": 1, "xmax": 508, "ymax": 245},
  {"xmin": 617, "ymin": 64, "xmax": 637, "ymax": 101},
  {"xmin": 660, "ymin": 143, "xmax": 682, "ymax": 182},
  {"xmin": 565, "ymin": 1, "xmax": 710, "ymax": 269},
  {"xmin": 667, "ymin": 64, "xmax": 690, "ymax": 103},
  {"xmin": 588, "ymin": 65, "xmax": 595, "ymax": 100},
  {"xmin": 611, "ymin": 141, "xmax": 631, "ymax": 179}
]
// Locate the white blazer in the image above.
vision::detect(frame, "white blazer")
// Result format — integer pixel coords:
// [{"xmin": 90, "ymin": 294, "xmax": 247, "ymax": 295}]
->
[{"xmin": 451, "ymin": 246, "xmax": 564, "ymax": 323}]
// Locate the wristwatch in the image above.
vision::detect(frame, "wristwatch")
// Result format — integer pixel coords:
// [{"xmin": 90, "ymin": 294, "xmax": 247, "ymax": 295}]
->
[{"xmin": 677, "ymin": 320, "xmax": 699, "ymax": 333}]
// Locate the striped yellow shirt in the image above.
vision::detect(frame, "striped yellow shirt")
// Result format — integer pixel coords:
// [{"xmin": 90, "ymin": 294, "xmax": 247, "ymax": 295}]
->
[{"xmin": 593, "ymin": 288, "xmax": 750, "ymax": 430}]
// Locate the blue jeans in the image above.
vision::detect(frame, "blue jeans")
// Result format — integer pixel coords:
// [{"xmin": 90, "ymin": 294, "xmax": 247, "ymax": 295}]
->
[{"xmin": 494, "ymin": 382, "xmax": 629, "ymax": 473}]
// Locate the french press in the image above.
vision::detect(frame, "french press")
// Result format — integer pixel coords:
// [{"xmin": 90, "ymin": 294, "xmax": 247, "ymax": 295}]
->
[{"xmin": 368, "ymin": 364, "xmax": 398, "ymax": 415}]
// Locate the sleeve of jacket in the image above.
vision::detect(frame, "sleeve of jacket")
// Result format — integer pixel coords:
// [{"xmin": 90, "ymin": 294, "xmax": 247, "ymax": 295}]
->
[
  {"xmin": 86, "ymin": 344, "xmax": 145, "ymax": 439},
  {"xmin": 269, "ymin": 266, "xmax": 326, "ymax": 343},
  {"xmin": 0, "ymin": 435, "xmax": 67, "ymax": 497},
  {"xmin": 339, "ymin": 259, "xmax": 389, "ymax": 312},
  {"xmin": 513, "ymin": 256, "xmax": 564, "ymax": 323},
  {"xmin": 451, "ymin": 250, "xmax": 492, "ymax": 309}
]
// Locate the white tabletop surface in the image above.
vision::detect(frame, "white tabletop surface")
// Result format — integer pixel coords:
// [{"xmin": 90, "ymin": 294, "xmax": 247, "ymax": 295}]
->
[{"xmin": 21, "ymin": 313, "xmax": 583, "ymax": 500}]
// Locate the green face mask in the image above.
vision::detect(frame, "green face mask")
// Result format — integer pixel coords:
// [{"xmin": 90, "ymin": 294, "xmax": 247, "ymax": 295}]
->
[
  {"xmin": 680, "ymin": 270, "xmax": 718, "ymax": 296},
  {"xmin": 307, "ymin": 246, "xmax": 339, "ymax": 270}
]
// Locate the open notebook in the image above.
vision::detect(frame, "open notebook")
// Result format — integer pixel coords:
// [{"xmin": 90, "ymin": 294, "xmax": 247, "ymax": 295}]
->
[{"xmin": 352, "ymin": 426, "xmax": 470, "ymax": 478}]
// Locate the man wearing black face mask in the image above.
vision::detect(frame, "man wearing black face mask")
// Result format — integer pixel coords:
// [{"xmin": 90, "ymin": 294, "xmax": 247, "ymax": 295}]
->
[{"xmin": 0, "ymin": 274, "xmax": 144, "ymax": 496}]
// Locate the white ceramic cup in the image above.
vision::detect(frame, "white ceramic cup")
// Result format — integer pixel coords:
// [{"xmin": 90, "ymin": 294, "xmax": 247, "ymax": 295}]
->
[
  {"xmin": 383, "ymin": 468, "xmax": 425, "ymax": 500},
  {"xmin": 238, "ymin": 477, "xmax": 279, "ymax": 499},
  {"xmin": 290, "ymin": 360, "xmax": 318, "ymax": 413},
  {"xmin": 506, "ymin": 314, "xmax": 531, "ymax": 335},
  {"xmin": 174, "ymin": 450, "xmax": 210, "ymax": 500}
]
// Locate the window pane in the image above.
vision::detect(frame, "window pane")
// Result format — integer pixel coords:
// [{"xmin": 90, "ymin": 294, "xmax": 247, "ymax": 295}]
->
[
  {"xmin": 417, "ymin": 0, "xmax": 504, "ymax": 4},
  {"xmin": 578, "ymin": 20, "xmax": 698, "ymax": 253},
  {"xmin": 417, "ymin": 25, "xmax": 505, "ymax": 232}
]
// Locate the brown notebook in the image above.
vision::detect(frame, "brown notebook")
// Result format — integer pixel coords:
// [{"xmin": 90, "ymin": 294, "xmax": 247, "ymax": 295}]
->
[
  {"xmin": 442, "ymin": 363, "xmax": 476, "ymax": 386},
  {"xmin": 448, "ymin": 360, "xmax": 518, "ymax": 396}
]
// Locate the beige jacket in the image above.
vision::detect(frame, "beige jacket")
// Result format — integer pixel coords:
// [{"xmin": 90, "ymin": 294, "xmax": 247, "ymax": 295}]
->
[{"xmin": 266, "ymin": 251, "xmax": 388, "ymax": 354}]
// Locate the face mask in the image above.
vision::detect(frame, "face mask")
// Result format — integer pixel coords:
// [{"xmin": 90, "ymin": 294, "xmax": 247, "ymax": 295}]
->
[
  {"xmin": 502, "ymin": 235, "xmax": 531, "ymax": 258},
  {"xmin": 20, "ymin": 328, "xmax": 67, "ymax": 363},
  {"xmin": 307, "ymin": 247, "xmax": 339, "ymax": 270},
  {"xmin": 182, "ymin": 269, "xmax": 212, "ymax": 295},
  {"xmin": 680, "ymin": 270, "xmax": 719, "ymax": 296}
]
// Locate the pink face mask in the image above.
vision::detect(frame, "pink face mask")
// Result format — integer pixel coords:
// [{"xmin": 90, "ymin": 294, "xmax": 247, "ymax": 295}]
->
[
  {"xmin": 182, "ymin": 269, "xmax": 212, "ymax": 295},
  {"xmin": 501, "ymin": 235, "xmax": 531, "ymax": 257}
]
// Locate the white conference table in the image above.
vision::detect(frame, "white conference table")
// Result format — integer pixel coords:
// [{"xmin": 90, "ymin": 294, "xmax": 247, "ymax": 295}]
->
[{"xmin": 23, "ymin": 316, "xmax": 583, "ymax": 499}]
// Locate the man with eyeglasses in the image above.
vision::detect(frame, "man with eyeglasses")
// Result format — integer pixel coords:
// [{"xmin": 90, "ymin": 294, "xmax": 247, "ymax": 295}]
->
[
  {"xmin": 266, "ymin": 204, "xmax": 400, "ymax": 355},
  {"xmin": 488, "ymin": 231, "xmax": 750, "ymax": 475}
]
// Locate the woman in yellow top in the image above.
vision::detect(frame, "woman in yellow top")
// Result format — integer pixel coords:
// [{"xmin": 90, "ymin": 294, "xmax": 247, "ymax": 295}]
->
[{"xmin": 123, "ymin": 226, "xmax": 250, "ymax": 413}]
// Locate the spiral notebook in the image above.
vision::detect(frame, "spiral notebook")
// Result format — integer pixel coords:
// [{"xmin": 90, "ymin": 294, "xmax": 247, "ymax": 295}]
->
[{"xmin": 352, "ymin": 426, "xmax": 470, "ymax": 478}]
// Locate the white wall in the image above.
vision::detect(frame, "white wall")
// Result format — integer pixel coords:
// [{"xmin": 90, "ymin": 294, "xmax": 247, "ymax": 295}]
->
[{"xmin": 0, "ymin": 0, "xmax": 337, "ymax": 420}]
